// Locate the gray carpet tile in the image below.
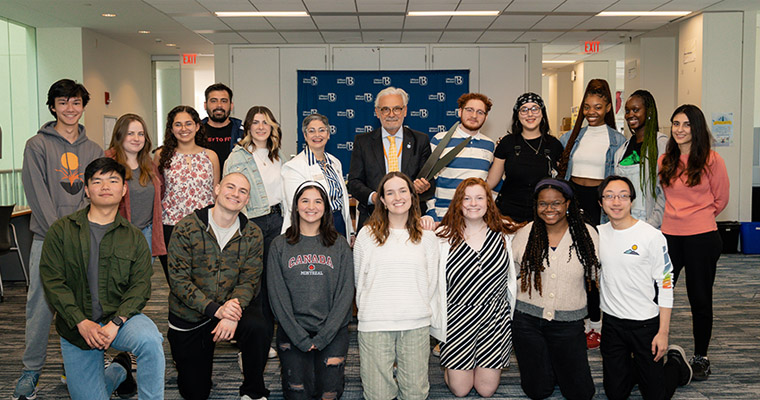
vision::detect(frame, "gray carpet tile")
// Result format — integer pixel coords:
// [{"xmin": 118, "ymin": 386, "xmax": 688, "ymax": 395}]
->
[{"xmin": 1, "ymin": 253, "xmax": 759, "ymax": 399}]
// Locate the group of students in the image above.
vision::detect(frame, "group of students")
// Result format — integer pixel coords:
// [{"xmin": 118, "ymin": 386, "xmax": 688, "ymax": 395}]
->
[{"xmin": 12, "ymin": 76, "xmax": 728, "ymax": 400}]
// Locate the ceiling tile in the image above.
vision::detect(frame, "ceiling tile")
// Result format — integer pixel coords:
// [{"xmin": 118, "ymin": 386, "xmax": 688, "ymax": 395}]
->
[
  {"xmin": 654, "ymin": 0, "xmax": 722, "ymax": 12},
  {"xmin": 321, "ymin": 31, "xmax": 363, "ymax": 43},
  {"xmin": 312, "ymin": 16, "xmax": 360, "ymax": 29},
  {"xmin": 446, "ymin": 16, "xmax": 499, "ymax": 29},
  {"xmin": 515, "ymin": 30, "xmax": 563, "ymax": 42},
  {"xmin": 302, "ymin": 0, "xmax": 357, "ymax": 12},
  {"xmin": 616, "ymin": 16, "xmax": 675, "ymax": 30},
  {"xmin": 237, "ymin": 31, "xmax": 287, "ymax": 43},
  {"xmin": 574, "ymin": 16, "xmax": 635, "ymax": 30},
  {"xmin": 362, "ymin": 31, "xmax": 402, "ymax": 43},
  {"xmin": 198, "ymin": 31, "xmax": 247, "ymax": 44},
  {"xmin": 401, "ymin": 31, "xmax": 443, "ymax": 43},
  {"xmin": 553, "ymin": 0, "xmax": 616, "ymax": 13},
  {"xmin": 222, "ymin": 17, "xmax": 275, "ymax": 30},
  {"xmin": 504, "ymin": 0, "xmax": 564, "ymax": 12},
  {"xmin": 407, "ymin": 0, "xmax": 459, "ymax": 12},
  {"xmin": 455, "ymin": 0, "xmax": 512, "ymax": 12},
  {"xmin": 267, "ymin": 17, "xmax": 316, "ymax": 30},
  {"xmin": 603, "ymin": 0, "xmax": 669, "ymax": 12},
  {"xmin": 359, "ymin": 16, "xmax": 404, "ymax": 30},
  {"xmin": 532, "ymin": 15, "xmax": 590, "ymax": 29},
  {"xmin": 356, "ymin": 0, "xmax": 408, "ymax": 12},
  {"xmin": 478, "ymin": 30, "xmax": 523, "ymax": 43},
  {"xmin": 489, "ymin": 14, "xmax": 543, "ymax": 29},
  {"xmin": 551, "ymin": 31, "xmax": 597, "ymax": 45},
  {"xmin": 250, "ymin": 0, "xmax": 307, "ymax": 11},
  {"xmin": 144, "ymin": 0, "xmax": 208, "ymax": 14},
  {"xmin": 439, "ymin": 31, "xmax": 483, "ymax": 43},
  {"xmin": 173, "ymin": 16, "xmax": 230, "ymax": 30},
  {"xmin": 195, "ymin": 0, "xmax": 254, "ymax": 12},
  {"xmin": 280, "ymin": 31, "xmax": 326, "ymax": 43},
  {"xmin": 404, "ymin": 16, "xmax": 450, "ymax": 29}
]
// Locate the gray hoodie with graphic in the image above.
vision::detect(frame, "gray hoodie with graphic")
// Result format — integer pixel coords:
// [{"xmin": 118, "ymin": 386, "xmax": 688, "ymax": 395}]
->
[{"xmin": 22, "ymin": 121, "xmax": 103, "ymax": 240}]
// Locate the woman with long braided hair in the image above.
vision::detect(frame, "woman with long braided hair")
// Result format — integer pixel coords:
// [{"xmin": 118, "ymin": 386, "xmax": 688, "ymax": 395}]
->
[
  {"xmin": 511, "ymin": 178, "xmax": 600, "ymax": 400},
  {"xmin": 614, "ymin": 90, "xmax": 668, "ymax": 228}
]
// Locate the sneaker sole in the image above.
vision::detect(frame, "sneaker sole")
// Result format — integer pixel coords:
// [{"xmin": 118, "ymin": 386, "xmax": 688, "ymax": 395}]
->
[{"xmin": 667, "ymin": 345, "xmax": 692, "ymax": 386}]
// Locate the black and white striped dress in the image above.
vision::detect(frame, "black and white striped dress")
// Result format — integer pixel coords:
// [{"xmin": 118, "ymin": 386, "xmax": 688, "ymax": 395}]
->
[{"xmin": 440, "ymin": 229, "xmax": 513, "ymax": 370}]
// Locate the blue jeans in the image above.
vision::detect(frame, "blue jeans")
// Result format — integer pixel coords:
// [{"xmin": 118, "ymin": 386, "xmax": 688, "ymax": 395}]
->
[
  {"xmin": 60, "ymin": 313, "xmax": 165, "ymax": 400},
  {"xmin": 141, "ymin": 223, "xmax": 154, "ymax": 264}
]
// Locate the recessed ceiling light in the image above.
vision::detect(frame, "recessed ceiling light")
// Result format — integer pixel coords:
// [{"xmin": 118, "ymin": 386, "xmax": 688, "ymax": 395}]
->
[
  {"xmin": 215, "ymin": 11, "xmax": 309, "ymax": 17},
  {"xmin": 166, "ymin": 43, "xmax": 177, "ymax": 47},
  {"xmin": 543, "ymin": 60, "xmax": 576, "ymax": 64},
  {"xmin": 407, "ymin": 11, "xmax": 500, "ymax": 17},
  {"xmin": 597, "ymin": 11, "xmax": 691, "ymax": 17},
  {"xmin": 101, "ymin": 13, "xmax": 116, "ymax": 17},
  {"xmin": 138, "ymin": 30, "xmax": 150, "ymax": 34}
]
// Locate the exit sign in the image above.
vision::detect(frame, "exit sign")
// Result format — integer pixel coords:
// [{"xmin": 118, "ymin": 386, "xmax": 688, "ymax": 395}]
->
[
  {"xmin": 584, "ymin": 41, "xmax": 600, "ymax": 53},
  {"xmin": 182, "ymin": 53, "xmax": 197, "ymax": 65}
]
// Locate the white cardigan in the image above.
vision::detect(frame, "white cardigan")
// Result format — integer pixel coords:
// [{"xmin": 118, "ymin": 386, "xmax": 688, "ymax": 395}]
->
[
  {"xmin": 429, "ymin": 231, "xmax": 517, "ymax": 343},
  {"xmin": 280, "ymin": 150, "xmax": 354, "ymax": 238}
]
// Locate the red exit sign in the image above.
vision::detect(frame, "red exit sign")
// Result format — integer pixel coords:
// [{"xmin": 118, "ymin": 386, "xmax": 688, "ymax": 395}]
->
[
  {"xmin": 182, "ymin": 53, "xmax": 197, "ymax": 65},
  {"xmin": 584, "ymin": 41, "xmax": 600, "ymax": 53}
]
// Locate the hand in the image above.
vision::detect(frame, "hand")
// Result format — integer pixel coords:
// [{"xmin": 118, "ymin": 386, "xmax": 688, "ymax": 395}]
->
[
  {"xmin": 349, "ymin": 234, "xmax": 356, "ymax": 248},
  {"xmin": 215, "ymin": 298, "xmax": 242, "ymax": 321},
  {"xmin": 651, "ymin": 331, "xmax": 668, "ymax": 362},
  {"xmin": 413, "ymin": 178, "xmax": 430, "ymax": 194},
  {"xmin": 371, "ymin": 192, "xmax": 379, "ymax": 205},
  {"xmin": 101, "ymin": 321, "xmax": 120, "ymax": 349},
  {"xmin": 76, "ymin": 319, "xmax": 108, "ymax": 349},
  {"xmin": 211, "ymin": 318, "xmax": 238, "ymax": 342},
  {"xmin": 420, "ymin": 215, "xmax": 438, "ymax": 231}
]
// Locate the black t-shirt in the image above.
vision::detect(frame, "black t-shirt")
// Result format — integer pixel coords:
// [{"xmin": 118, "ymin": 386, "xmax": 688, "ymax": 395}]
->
[
  {"xmin": 493, "ymin": 133, "xmax": 564, "ymax": 222},
  {"xmin": 620, "ymin": 139, "xmax": 643, "ymax": 166},
  {"xmin": 204, "ymin": 122, "xmax": 234, "ymax": 168}
]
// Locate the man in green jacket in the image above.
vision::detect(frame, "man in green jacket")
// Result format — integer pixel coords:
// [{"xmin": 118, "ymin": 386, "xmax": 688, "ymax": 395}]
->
[
  {"xmin": 39, "ymin": 157, "xmax": 164, "ymax": 400},
  {"xmin": 167, "ymin": 172, "xmax": 267, "ymax": 400}
]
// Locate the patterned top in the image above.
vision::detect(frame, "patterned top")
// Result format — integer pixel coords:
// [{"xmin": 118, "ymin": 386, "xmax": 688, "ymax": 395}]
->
[
  {"xmin": 446, "ymin": 229, "xmax": 509, "ymax": 306},
  {"xmin": 306, "ymin": 146, "xmax": 344, "ymax": 212},
  {"xmin": 161, "ymin": 150, "xmax": 215, "ymax": 225}
]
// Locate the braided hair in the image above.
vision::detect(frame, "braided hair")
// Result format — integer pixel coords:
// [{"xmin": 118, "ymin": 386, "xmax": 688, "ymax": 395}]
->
[
  {"xmin": 520, "ymin": 181, "xmax": 600, "ymax": 297},
  {"xmin": 628, "ymin": 90, "xmax": 660, "ymax": 199}
]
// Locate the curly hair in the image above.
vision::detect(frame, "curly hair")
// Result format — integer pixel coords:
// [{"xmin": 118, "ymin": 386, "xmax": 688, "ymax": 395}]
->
[
  {"xmin": 520, "ymin": 183, "xmax": 600, "ymax": 297},
  {"xmin": 437, "ymin": 178, "xmax": 516, "ymax": 248},
  {"xmin": 364, "ymin": 172, "xmax": 422, "ymax": 246},
  {"xmin": 659, "ymin": 104, "xmax": 713, "ymax": 187},
  {"xmin": 108, "ymin": 113, "xmax": 155, "ymax": 186},
  {"xmin": 457, "ymin": 93, "xmax": 493, "ymax": 114},
  {"xmin": 158, "ymin": 105, "xmax": 207, "ymax": 174},
  {"xmin": 240, "ymin": 105, "xmax": 282, "ymax": 161}
]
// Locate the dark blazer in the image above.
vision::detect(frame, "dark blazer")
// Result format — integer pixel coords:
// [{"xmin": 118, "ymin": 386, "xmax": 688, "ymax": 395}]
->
[{"xmin": 348, "ymin": 126, "xmax": 433, "ymax": 229}]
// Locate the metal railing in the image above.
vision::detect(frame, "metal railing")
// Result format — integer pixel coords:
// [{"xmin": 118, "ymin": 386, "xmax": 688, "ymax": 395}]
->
[{"xmin": 0, "ymin": 169, "xmax": 27, "ymax": 208}]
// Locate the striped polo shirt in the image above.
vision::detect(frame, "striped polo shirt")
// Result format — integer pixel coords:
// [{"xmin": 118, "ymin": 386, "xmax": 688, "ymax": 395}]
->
[{"xmin": 427, "ymin": 126, "xmax": 495, "ymax": 220}]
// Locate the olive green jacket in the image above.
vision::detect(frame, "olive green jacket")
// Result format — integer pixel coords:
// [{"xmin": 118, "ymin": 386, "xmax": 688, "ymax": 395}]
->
[{"xmin": 40, "ymin": 207, "xmax": 152, "ymax": 350}]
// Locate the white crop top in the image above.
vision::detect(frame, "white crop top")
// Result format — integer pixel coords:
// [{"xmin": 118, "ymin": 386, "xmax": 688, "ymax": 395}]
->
[{"xmin": 570, "ymin": 125, "xmax": 609, "ymax": 179}]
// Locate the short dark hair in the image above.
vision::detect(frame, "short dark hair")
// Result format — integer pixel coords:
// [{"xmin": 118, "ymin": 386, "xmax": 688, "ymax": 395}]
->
[
  {"xmin": 85, "ymin": 157, "xmax": 126, "ymax": 185},
  {"xmin": 598, "ymin": 175, "xmax": 637, "ymax": 201},
  {"xmin": 46, "ymin": 79, "xmax": 90, "ymax": 117},
  {"xmin": 205, "ymin": 83, "xmax": 233, "ymax": 101}
]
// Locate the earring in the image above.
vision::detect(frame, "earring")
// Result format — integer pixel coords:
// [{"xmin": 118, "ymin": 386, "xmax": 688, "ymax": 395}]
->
[{"xmin": 566, "ymin": 209, "xmax": 569, "ymax": 216}]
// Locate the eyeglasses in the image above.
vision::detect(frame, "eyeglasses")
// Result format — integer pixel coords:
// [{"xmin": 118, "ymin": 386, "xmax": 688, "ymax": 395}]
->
[
  {"xmin": 519, "ymin": 106, "xmax": 541, "ymax": 115},
  {"xmin": 378, "ymin": 106, "xmax": 405, "ymax": 116},
  {"xmin": 601, "ymin": 193, "xmax": 632, "ymax": 201},
  {"xmin": 537, "ymin": 201, "xmax": 566, "ymax": 209},
  {"xmin": 463, "ymin": 107, "xmax": 487, "ymax": 116}
]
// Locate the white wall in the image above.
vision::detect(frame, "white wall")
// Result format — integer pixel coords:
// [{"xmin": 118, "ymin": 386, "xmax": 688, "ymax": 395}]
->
[
  {"xmin": 36, "ymin": 27, "xmax": 83, "ymax": 126},
  {"xmin": 179, "ymin": 54, "xmax": 215, "ymax": 117},
  {"xmin": 677, "ymin": 14, "xmax": 703, "ymax": 106}
]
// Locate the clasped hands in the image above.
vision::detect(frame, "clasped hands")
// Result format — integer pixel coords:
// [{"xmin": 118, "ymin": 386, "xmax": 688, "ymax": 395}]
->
[{"xmin": 212, "ymin": 298, "xmax": 242, "ymax": 342}]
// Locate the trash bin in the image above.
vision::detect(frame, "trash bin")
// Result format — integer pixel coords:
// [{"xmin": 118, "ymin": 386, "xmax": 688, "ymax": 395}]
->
[
  {"xmin": 740, "ymin": 222, "xmax": 760, "ymax": 254},
  {"xmin": 717, "ymin": 221, "xmax": 740, "ymax": 254}
]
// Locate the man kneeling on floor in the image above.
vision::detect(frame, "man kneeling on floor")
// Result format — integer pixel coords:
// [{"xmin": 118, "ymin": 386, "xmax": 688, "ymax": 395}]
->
[
  {"xmin": 167, "ymin": 172, "xmax": 269, "ymax": 400},
  {"xmin": 40, "ymin": 157, "xmax": 165, "ymax": 400}
]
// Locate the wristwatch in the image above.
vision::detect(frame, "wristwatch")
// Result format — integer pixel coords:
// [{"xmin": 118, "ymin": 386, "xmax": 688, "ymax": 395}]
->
[{"xmin": 112, "ymin": 316, "xmax": 124, "ymax": 327}]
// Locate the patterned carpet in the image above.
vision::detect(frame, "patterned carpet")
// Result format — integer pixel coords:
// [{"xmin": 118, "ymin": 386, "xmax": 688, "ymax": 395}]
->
[{"xmin": 1, "ymin": 254, "xmax": 759, "ymax": 399}]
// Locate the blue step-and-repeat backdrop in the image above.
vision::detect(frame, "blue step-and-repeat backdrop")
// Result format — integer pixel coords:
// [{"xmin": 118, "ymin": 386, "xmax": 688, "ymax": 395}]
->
[{"xmin": 296, "ymin": 70, "xmax": 470, "ymax": 176}]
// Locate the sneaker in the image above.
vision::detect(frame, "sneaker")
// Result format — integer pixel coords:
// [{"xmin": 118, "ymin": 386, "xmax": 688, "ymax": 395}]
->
[
  {"xmin": 238, "ymin": 351, "xmax": 243, "ymax": 372},
  {"xmin": 113, "ymin": 351, "xmax": 138, "ymax": 398},
  {"xmin": 586, "ymin": 329, "xmax": 601, "ymax": 349},
  {"xmin": 61, "ymin": 362, "xmax": 67, "ymax": 385},
  {"xmin": 241, "ymin": 395, "xmax": 267, "ymax": 400},
  {"xmin": 12, "ymin": 370, "xmax": 40, "ymax": 400},
  {"xmin": 666, "ymin": 345, "xmax": 692, "ymax": 386},
  {"xmin": 268, "ymin": 346, "xmax": 277, "ymax": 359},
  {"xmin": 432, "ymin": 343, "xmax": 441, "ymax": 357},
  {"xmin": 690, "ymin": 355, "xmax": 711, "ymax": 381}
]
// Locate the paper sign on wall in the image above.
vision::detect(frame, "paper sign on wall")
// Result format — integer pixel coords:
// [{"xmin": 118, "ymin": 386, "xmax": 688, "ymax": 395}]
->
[{"xmin": 711, "ymin": 112, "xmax": 733, "ymax": 147}]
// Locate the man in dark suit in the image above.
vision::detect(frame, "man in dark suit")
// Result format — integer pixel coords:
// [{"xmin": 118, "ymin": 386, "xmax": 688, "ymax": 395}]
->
[{"xmin": 348, "ymin": 87, "xmax": 433, "ymax": 229}]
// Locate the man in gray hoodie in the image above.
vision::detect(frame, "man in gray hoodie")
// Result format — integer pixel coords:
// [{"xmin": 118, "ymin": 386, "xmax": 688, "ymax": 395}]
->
[{"xmin": 14, "ymin": 79, "xmax": 103, "ymax": 400}]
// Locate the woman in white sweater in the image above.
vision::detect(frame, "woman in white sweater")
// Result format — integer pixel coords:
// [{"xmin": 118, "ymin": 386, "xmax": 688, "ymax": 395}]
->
[{"xmin": 353, "ymin": 171, "xmax": 439, "ymax": 400}]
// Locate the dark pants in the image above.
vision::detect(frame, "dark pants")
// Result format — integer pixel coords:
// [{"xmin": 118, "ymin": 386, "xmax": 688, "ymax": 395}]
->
[
  {"xmin": 250, "ymin": 210, "xmax": 283, "ymax": 334},
  {"xmin": 570, "ymin": 181, "xmax": 601, "ymax": 322},
  {"xmin": 159, "ymin": 224, "xmax": 175, "ymax": 284},
  {"xmin": 168, "ymin": 305, "xmax": 271, "ymax": 400},
  {"xmin": 665, "ymin": 230, "xmax": 721, "ymax": 356},
  {"xmin": 601, "ymin": 313, "xmax": 680, "ymax": 400},
  {"xmin": 512, "ymin": 311, "xmax": 595, "ymax": 400},
  {"xmin": 277, "ymin": 326, "xmax": 349, "ymax": 400},
  {"xmin": 332, "ymin": 209, "xmax": 346, "ymax": 238}
]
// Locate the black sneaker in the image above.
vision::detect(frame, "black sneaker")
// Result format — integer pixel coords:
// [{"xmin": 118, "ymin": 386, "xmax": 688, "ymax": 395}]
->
[
  {"xmin": 112, "ymin": 352, "xmax": 138, "ymax": 398},
  {"xmin": 666, "ymin": 345, "xmax": 692, "ymax": 386},
  {"xmin": 689, "ymin": 354, "xmax": 711, "ymax": 381}
]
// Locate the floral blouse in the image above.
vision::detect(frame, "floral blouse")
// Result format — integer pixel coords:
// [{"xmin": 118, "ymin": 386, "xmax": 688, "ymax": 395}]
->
[{"xmin": 161, "ymin": 150, "xmax": 215, "ymax": 225}]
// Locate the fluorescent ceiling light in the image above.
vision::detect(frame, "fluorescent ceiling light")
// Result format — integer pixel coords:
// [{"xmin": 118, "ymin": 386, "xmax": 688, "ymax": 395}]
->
[
  {"xmin": 215, "ymin": 11, "xmax": 309, "ymax": 17},
  {"xmin": 597, "ymin": 11, "xmax": 691, "ymax": 17},
  {"xmin": 407, "ymin": 11, "xmax": 500, "ymax": 17},
  {"xmin": 101, "ymin": 13, "xmax": 116, "ymax": 17},
  {"xmin": 543, "ymin": 60, "xmax": 575, "ymax": 64}
]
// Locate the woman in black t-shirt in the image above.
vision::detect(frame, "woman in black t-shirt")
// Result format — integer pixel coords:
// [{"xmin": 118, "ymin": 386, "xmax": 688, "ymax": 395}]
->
[{"xmin": 486, "ymin": 93, "xmax": 563, "ymax": 222}]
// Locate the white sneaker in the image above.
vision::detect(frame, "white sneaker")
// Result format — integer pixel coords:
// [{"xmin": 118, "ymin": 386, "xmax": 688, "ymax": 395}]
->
[
  {"xmin": 241, "ymin": 395, "xmax": 267, "ymax": 400},
  {"xmin": 268, "ymin": 347, "xmax": 277, "ymax": 359}
]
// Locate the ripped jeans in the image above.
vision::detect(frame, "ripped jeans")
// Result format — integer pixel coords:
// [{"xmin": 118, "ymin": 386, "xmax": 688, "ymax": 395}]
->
[{"xmin": 276, "ymin": 326, "xmax": 349, "ymax": 400}]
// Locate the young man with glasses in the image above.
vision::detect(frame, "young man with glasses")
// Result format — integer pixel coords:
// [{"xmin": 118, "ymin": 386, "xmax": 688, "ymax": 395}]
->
[
  {"xmin": 597, "ymin": 175, "xmax": 692, "ymax": 399},
  {"xmin": 348, "ymin": 86, "xmax": 432, "ymax": 228}
]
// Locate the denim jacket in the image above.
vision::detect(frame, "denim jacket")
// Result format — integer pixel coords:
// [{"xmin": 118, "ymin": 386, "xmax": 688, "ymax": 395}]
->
[
  {"xmin": 559, "ymin": 125, "xmax": 626, "ymax": 180},
  {"xmin": 223, "ymin": 145, "xmax": 273, "ymax": 219}
]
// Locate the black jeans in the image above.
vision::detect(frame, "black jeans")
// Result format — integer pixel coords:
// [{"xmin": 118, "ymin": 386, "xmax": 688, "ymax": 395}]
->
[
  {"xmin": 250, "ymin": 210, "xmax": 283, "ymax": 339},
  {"xmin": 168, "ymin": 304, "xmax": 272, "ymax": 400},
  {"xmin": 601, "ymin": 313, "xmax": 680, "ymax": 400},
  {"xmin": 570, "ymin": 181, "xmax": 601, "ymax": 322},
  {"xmin": 276, "ymin": 326, "xmax": 350, "ymax": 400},
  {"xmin": 512, "ymin": 311, "xmax": 595, "ymax": 400},
  {"xmin": 665, "ymin": 231, "xmax": 721, "ymax": 356},
  {"xmin": 159, "ymin": 224, "xmax": 174, "ymax": 284}
]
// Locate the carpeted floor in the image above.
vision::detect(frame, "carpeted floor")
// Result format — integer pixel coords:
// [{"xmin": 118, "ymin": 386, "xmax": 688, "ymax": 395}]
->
[{"xmin": 1, "ymin": 253, "xmax": 759, "ymax": 399}]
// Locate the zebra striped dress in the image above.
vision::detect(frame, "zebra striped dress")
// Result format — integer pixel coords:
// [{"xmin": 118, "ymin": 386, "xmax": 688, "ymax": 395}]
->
[{"xmin": 440, "ymin": 229, "xmax": 513, "ymax": 370}]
